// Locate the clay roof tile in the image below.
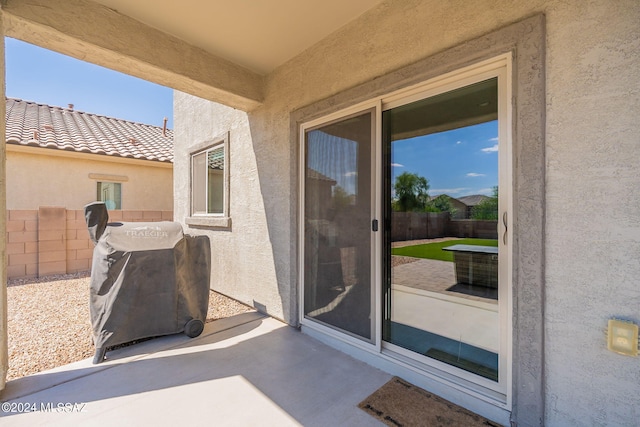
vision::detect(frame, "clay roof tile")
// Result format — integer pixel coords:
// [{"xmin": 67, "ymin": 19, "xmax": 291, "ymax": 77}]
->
[{"xmin": 5, "ymin": 98, "xmax": 173, "ymax": 163}]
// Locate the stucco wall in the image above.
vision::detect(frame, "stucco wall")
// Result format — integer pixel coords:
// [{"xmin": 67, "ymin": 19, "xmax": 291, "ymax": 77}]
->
[
  {"xmin": 174, "ymin": 97, "xmax": 283, "ymax": 319},
  {"xmin": 174, "ymin": 0, "xmax": 640, "ymax": 425},
  {"xmin": 7, "ymin": 148, "xmax": 173, "ymax": 211},
  {"xmin": 541, "ymin": 2, "xmax": 640, "ymax": 424}
]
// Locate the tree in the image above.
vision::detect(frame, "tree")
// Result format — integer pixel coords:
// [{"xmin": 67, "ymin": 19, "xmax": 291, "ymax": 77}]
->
[
  {"xmin": 332, "ymin": 185, "xmax": 352, "ymax": 210},
  {"xmin": 393, "ymin": 172, "xmax": 430, "ymax": 212},
  {"xmin": 471, "ymin": 186, "xmax": 499, "ymax": 220},
  {"xmin": 425, "ymin": 194, "xmax": 457, "ymax": 217}
]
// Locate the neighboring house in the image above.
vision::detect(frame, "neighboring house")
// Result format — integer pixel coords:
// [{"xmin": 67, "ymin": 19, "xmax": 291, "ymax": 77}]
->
[
  {"xmin": 457, "ymin": 194, "xmax": 490, "ymax": 219},
  {"xmin": 1, "ymin": 2, "xmax": 639, "ymax": 427},
  {"xmin": 430, "ymin": 194, "xmax": 468, "ymax": 219},
  {"xmin": 5, "ymin": 98, "xmax": 174, "ymax": 278},
  {"xmin": 306, "ymin": 168, "xmax": 336, "ymax": 220}
]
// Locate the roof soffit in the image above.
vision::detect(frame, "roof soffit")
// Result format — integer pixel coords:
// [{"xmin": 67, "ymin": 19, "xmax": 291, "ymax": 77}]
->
[
  {"xmin": 92, "ymin": 0, "xmax": 383, "ymax": 75},
  {"xmin": 2, "ymin": 0, "xmax": 264, "ymax": 110}
]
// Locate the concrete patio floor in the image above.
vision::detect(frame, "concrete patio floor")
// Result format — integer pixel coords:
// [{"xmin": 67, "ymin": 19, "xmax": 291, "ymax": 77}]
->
[{"xmin": 0, "ymin": 312, "xmax": 391, "ymax": 426}]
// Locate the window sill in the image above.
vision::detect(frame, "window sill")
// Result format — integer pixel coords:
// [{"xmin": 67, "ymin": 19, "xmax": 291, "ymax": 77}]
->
[{"xmin": 185, "ymin": 216, "xmax": 231, "ymax": 229}]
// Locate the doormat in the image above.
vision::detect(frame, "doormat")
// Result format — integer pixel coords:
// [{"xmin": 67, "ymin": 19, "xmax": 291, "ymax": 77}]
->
[{"xmin": 358, "ymin": 377, "xmax": 502, "ymax": 427}]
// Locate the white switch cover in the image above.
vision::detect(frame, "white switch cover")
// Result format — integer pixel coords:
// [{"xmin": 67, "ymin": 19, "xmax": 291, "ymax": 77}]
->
[{"xmin": 607, "ymin": 319, "xmax": 639, "ymax": 357}]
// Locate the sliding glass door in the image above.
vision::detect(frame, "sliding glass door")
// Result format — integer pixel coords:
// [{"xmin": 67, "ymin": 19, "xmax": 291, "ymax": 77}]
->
[
  {"xmin": 302, "ymin": 108, "xmax": 376, "ymax": 341},
  {"xmin": 382, "ymin": 69, "xmax": 509, "ymax": 392},
  {"xmin": 300, "ymin": 56, "xmax": 510, "ymax": 396}
]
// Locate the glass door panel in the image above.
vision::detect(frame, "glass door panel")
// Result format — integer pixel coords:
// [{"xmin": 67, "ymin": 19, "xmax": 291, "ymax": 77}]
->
[
  {"xmin": 383, "ymin": 78, "xmax": 501, "ymax": 381},
  {"xmin": 303, "ymin": 110, "xmax": 374, "ymax": 341}
]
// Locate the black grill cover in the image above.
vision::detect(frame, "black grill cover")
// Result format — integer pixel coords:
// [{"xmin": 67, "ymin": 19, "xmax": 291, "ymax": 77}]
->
[{"xmin": 85, "ymin": 202, "xmax": 210, "ymax": 363}]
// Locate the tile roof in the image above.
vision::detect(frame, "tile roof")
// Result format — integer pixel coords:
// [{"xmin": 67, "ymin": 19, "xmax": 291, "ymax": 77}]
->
[
  {"xmin": 5, "ymin": 98, "xmax": 173, "ymax": 163},
  {"xmin": 306, "ymin": 168, "xmax": 336, "ymax": 184},
  {"xmin": 207, "ymin": 145, "xmax": 224, "ymax": 170},
  {"xmin": 457, "ymin": 194, "xmax": 490, "ymax": 206}
]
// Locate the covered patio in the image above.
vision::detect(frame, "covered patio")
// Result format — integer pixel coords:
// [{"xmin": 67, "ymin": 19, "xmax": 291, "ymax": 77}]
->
[
  {"xmin": 1, "ymin": 1, "xmax": 639, "ymax": 426},
  {"xmin": 0, "ymin": 312, "xmax": 391, "ymax": 426}
]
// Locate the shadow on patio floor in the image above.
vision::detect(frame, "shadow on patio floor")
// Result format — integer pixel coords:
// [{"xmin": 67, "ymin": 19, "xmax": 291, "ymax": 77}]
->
[{"xmin": 1, "ymin": 312, "xmax": 390, "ymax": 426}]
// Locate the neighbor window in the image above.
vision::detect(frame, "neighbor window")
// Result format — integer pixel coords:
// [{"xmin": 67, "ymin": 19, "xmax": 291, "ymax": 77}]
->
[
  {"xmin": 191, "ymin": 135, "xmax": 229, "ymax": 219},
  {"xmin": 97, "ymin": 182, "xmax": 121, "ymax": 210}
]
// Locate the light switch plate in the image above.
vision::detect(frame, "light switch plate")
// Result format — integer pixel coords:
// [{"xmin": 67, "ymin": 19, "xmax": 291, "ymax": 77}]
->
[{"xmin": 607, "ymin": 319, "xmax": 639, "ymax": 357}]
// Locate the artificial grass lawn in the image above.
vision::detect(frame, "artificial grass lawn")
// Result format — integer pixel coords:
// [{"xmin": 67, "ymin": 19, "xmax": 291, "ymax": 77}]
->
[{"xmin": 391, "ymin": 238, "xmax": 498, "ymax": 262}]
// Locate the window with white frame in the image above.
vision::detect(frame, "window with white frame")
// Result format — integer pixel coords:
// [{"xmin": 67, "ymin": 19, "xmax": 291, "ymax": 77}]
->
[
  {"xmin": 190, "ymin": 134, "xmax": 229, "ymax": 222},
  {"xmin": 97, "ymin": 181, "xmax": 121, "ymax": 210}
]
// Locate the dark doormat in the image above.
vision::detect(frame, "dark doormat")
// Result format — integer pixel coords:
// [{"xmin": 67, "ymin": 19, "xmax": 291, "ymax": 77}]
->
[{"xmin": 358, "ymin": 377, "xmax": 503, "ymax": 427}]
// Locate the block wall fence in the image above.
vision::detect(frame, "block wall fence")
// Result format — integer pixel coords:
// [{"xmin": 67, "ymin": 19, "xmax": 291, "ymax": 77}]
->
[
  {"xmin": 391, "ymin": 211, "xmax": 499, "ymax": 242},
  {"xmin": 6, "ymin": 207, "xmax": 173, "ymax": 280}
]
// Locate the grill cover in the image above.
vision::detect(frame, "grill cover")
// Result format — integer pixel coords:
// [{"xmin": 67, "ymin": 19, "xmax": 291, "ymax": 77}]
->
[{"xmin": 85, "ymin": 202, "xmax": 210, "ymax": 363}]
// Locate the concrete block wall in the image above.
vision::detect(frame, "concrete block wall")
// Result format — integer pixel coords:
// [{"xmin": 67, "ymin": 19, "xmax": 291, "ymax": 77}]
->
[
  {"xmin": 38, "ymin": 207, "xmax": 66, "ymax": 276},
  {"xmin": 65, "ymin": 209, "xmax": 93, "ymax": 275},
  {"xmin": 6, "ymin": 207, "xmax": 173, "ymax": 280},
  {"xmin": 6, "ymin": 210, "xmax": 38, "ymax": 279}
]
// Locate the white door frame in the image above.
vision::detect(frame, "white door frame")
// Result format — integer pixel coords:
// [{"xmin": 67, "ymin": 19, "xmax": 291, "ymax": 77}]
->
[
  {"xmin": 299, "ymin": 53, "xmax": 513, "ymax": 408},
  {"xmin": 298, "ymin": 100, "xmax": 382, "ymax": 346}
]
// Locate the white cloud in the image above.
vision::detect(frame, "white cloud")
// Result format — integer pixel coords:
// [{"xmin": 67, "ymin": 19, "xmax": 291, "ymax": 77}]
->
[
  {"xmin": 391, "ymin": 163, "xmax": 404, "ymax": 167},
  {"xmin": 489, "ymin": 137, "xmax": 499, "ymax": 141},
  {"xmin": 344, "ymin": 171, "xmax": 358, "ymax": 177},
  {"xmin": 456, "ymin": 141, "xmax": 462, "ymax": 145},
  {"xmin": 466, "ymin": 172, "xmax": 485, "ymax": 177},
  {"xmin": 481, "ymin": 144, "xmax": 499, "ymax": 153},
  {"xmin": 476, "ymin": 187, "xmax": 495, "ymax": 196}
]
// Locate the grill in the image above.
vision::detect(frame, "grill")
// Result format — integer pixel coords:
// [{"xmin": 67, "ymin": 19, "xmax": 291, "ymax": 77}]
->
[{"xmin": 85, "ymin": 202, "xmax": 211, "ymax": 364}]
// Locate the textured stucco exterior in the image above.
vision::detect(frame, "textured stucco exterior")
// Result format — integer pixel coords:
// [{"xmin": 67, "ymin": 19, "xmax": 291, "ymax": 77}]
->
[
  {"xmin": 6, "ymin": 148, "xmax": 172, "ymax": 211},
  {"xmin": 0, "ymin": 0, "xmax": 635, "ymax": 424},
  {"xmin": 174, "ymin": 96, "xmax": 284, "ymax": 320},
  {"xmin": 174, "ymin": 1, "xmax": 640, "ymax": 426}
]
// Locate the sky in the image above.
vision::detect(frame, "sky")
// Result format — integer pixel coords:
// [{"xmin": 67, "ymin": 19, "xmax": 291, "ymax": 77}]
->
[
  {"xmin": 391, "ymin": 120, "xmax": 499, "ymax": 198},
  {"xmin": 5, "ymin": 38, "xmax": 174, "ymax": 129},
  {"xmin": 308, "ymin": 119, "xmax": 499, "ymax": 200}
]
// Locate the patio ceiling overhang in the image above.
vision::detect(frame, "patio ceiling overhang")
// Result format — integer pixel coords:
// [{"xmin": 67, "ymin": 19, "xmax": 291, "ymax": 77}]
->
[
  {"xmin": 1, "ymin": 0, "xmax": 382, "ymax": 112},
  {"xmin": 1, "ymin": 0, "xmax": 263, "ymax": 111}
]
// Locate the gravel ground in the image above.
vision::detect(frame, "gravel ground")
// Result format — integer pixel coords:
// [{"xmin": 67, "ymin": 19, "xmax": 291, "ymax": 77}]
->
[
  {"xmin": 391, "ymin": 255, "xmax": 419, "ymax": 267},
  {"xmin": 6, "ymin": 272, "xmax": 253, "ymax": 381},
  {"xmin": 6, "ymin": 237, "xmax": 457, "ymax": 381}
]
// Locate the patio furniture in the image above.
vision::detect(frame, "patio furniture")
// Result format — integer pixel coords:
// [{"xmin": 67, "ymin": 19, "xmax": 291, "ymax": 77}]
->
[
  {"xmin": 85, "ymin": 202, "xmax": 211, "ymax": 364},
  {"xmin": 442, "ymin": 244, "xmax": 498, "ymax": 288}
]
